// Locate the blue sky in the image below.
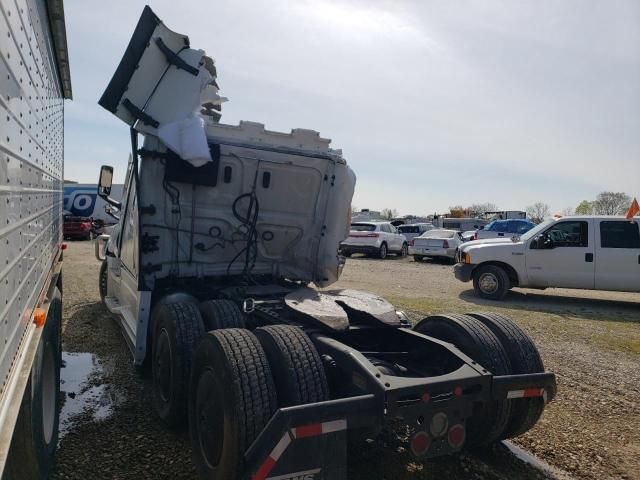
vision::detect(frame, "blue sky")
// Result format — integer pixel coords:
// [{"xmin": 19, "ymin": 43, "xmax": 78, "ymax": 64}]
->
[{"xmin": 62, "ymin": 0, "xmax": 639, "ymax": 214}]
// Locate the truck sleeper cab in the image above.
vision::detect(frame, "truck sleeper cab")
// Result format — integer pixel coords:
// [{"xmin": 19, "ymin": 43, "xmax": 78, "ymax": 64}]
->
[
  {"xmin": 456, "ymin": 216, "xmax": 640, "ymax": 299},
  {"xmin": 94, "ymin": 7, "xmax": 556, "ymax": 480}
]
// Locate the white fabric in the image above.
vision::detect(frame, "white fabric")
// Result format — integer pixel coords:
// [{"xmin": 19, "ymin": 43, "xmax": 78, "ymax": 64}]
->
[{"xmin": 157, "ymin": 114, "xmax": 211, "ymax": 167}]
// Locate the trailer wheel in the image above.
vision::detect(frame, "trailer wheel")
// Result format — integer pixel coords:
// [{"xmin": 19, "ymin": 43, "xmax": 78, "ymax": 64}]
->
[
  {"xmin": 413, "ymin": 314, "xmax": 511, "ymax": 447},
  {"xmin": 98, "ymin": 260, "xmax": 108, "ymax": 304},
  {"xmin": 5, "ymin": 288, "xmax": 62, "ymax": 479},
  {"xmin": 255, "ymin": 325, "xmax": 329, "ymax": 406},
  {"xmin": 199, "ymin": 299, "xmax": 245, "ymax": 331},
  {"xmin": 466, "ymin": 312, "xmax": 545, "ymax": 438},
  {"xmin": 189, "ymin": 329, "xmax": 277, "ymax": 479},
  {"xmin": 151, "ymin": 302, "xmax": 205, "ymax": 429}
]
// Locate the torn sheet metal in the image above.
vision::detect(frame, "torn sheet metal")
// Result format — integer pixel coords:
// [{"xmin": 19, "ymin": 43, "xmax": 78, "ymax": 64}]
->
[{"xmin": 98, "ymin": 5, "xmax": 225, "ymax": 166}]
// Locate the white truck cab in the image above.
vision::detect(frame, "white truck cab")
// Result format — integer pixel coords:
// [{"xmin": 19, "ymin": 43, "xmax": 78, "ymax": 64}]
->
[{"xmin": 455, "ymin": 216, "xmax": 640, "ymax": 299}]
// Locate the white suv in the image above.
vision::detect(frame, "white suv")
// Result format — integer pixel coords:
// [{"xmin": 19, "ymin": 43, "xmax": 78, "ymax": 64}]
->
[{"xmin": 340, "ymin": 222, "xmax": 408, "ymax": 259}]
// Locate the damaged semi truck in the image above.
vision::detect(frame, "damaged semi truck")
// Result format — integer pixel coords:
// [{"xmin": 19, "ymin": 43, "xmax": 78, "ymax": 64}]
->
[{"xmin": 94, "ymin": 7, "xmax": 556, "ymax": 480}]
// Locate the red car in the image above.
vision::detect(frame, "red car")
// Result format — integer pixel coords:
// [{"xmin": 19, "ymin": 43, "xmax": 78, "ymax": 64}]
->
[{"xmin": 63, "ymin": 213, "xmax": 93, "ymax": 240}]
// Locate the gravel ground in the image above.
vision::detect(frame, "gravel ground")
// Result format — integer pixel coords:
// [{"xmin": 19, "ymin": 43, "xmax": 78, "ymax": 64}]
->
[{"xmin": 52, "ymin": 242, "xmax": 639, "ymax": 479}]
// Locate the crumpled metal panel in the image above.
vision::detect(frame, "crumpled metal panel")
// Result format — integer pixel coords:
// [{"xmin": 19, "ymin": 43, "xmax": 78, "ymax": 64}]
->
[{"xmin": 0, "ymin": 0, "xmax": 64, "ymax": 401}]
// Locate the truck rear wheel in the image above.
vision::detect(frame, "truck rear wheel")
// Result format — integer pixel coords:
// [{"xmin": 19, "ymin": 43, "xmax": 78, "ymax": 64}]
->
[
  {"xmin": 413, "ymin": 313, "xmax": 511, "ymax": 447},
  {"xmin": 5, "ymin": 288, "xmax": 62, "ymax": 479},
  {"xmin": 199, "ymin": 299, "xmax": 245, "ymax": 330},
  {"xmin": 189, "ymin": 329, "xmax": 277, "ymax": 480},
  {"xmin": 255, "ymin": 325, "xmax": 329, "ymax": 406},
  {"xmin": 466, "ymin": 312, "xmax": 545, "ymax": 438},
  {"xmin": 473, "ymin": 264, "xmax": 510, "ymax": 300},
  {"xmin": 151, "ymin": 302, "xmax": 205, "ymax": 429}
]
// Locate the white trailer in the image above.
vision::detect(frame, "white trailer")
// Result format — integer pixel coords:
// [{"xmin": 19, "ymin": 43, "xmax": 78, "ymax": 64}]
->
[{"xmin": 0, "ymin": 0, "xmax": 71, "ymax": 477}]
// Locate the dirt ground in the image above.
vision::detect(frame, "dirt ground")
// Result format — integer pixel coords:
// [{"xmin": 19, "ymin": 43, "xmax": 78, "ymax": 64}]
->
[{"xmin": 52, "ymin": 242, "xmax": 639, "ymax": 479}]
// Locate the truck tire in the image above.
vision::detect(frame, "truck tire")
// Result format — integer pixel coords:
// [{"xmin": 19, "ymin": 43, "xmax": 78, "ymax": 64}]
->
[
  {"xmin": 473, "ymin": 264, "xmax": 510, "ymax": 300},
  {"xmin": 378, "ymin": 242, "xmax": 388, "ymax": 259},
  {"xmin": 151, "ymin": 301, "xmax": 205, "ymax": 429},
  {"xmin": 413, "ymin": 313, "xmax": 511, "ymax": 447},
  {"xmin": 466, "ymin": 312, "xmax": 545, "ymax": 438},
  {"xmin": 199, "ymin": 299, "xmax": 245, "ymax": 331},
  {"xmin": 413, "ymin": 255, "xmax": 424, "ymax": 262},
  {"xmin": 189, "ymin": 329, "xmax": 277, "ymax": 480},
  {"xmin": 99, "ymin": 260, "xmax": 108, "ymax": 304},
  {"xmin": 255, "ymin": 325, "xmax": 329, "ymax": 406},
  {"xmin": 5, "ymin": 288, "xmax": 62, "ymax": 479}
]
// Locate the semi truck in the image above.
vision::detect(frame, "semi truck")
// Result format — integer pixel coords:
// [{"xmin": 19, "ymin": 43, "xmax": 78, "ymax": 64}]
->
[
  {"xmin": 0, "ymin": 0, "xmax": 71, "ymax": 477},
  {"xmin": 95, "ymin": 7, "xmax": 556, "ymax": 480}
]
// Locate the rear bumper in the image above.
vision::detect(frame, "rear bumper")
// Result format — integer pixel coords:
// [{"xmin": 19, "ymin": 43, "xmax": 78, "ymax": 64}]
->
[
  {"xmin": 339, "ymin": 244, "xmax": 380, "ymax": 254},
  {"xmin": 409, "ymin": 246, "xmax": 455, "ymax": 258},
  {"xmin": 454, "ymin": 263, "xmax": 474, "ymax": 282}
]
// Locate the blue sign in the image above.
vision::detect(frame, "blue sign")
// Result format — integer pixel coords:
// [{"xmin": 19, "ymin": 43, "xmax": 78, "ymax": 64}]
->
[{"xmin": 63, "ymin": 187, "xmax": 98, "ymax": 217}]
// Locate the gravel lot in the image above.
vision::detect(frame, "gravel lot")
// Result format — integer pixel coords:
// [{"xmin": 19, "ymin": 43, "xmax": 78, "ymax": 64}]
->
[{"xmin": 53, "ymin": 242, "xmax": 639, "ymax": 479}]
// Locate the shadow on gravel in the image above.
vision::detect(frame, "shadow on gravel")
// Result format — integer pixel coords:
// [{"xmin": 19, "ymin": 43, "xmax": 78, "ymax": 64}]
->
[{"xmin": 458, "ymin": 289, "xmax": 639, "ymax": 323}]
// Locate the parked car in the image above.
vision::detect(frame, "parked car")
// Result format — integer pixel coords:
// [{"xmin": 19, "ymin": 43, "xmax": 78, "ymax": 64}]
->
[
  {"xmin": 410, "ymin": 229, "xmax": 463, "ymax": 263},
  {"xmin": 397, "ymin": 223, "xmax": 434, "ymax": 246},
  {"xmin": 63, "ymin": 212, "xmax": 93, "ymax": 240},
  {"xmin": 455, "ymin": 216, "xmax": 640, "ymax": 299},
  {"xmin": 340, "ymin": 222, "xmax": 408, "ymax": 259},
  {"xmin": 472, "ymin": 219, "xmax": 536, "ymax": 241}
]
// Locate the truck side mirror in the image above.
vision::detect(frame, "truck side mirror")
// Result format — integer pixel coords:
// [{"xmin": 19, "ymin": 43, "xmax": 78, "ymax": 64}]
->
[
  {"xmin": 97, "ymin": 165, "xmax": 122, "ymax": 209},
  {"xmin": 99, "ymin": 165, "xmax": 113, "ymax": 196}
]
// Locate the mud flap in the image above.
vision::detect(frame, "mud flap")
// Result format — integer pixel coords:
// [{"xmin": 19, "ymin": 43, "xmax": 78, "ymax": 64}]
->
[{"xmin": 245, "ymin": 395, "xmax": 379, "ymax": 480}]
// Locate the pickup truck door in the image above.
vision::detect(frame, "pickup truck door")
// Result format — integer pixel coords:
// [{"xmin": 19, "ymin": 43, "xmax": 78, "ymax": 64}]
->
[
  {"xmin": 525, "ymin": 220, "xmax": 595, "ymax": 289},
  {"xmin": 595, "ymin": 220, "xmax": 640, "ymax": 292}
]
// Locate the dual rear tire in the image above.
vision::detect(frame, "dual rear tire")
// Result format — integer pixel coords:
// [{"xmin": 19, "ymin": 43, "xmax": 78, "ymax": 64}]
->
[{"xmin": 414, "ymin": 311, "xmax": 545, "ymax": 446}]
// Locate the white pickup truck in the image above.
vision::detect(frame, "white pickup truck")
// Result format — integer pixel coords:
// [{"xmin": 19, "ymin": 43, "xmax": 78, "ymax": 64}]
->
[{"xmin": 455, "ymin": 216, "xmax": 640, "ymax": 300}]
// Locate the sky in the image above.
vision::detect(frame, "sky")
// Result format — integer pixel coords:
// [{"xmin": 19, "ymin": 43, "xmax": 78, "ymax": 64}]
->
[{"xmin": 62, "ymin": 0, "xmax": 640, "ymax": 215}]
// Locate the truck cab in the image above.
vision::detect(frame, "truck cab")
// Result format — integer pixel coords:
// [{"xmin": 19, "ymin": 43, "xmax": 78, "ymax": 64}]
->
[{"xmin": 455, "ymin": 216, "xmax": 640, "ymax": 299}]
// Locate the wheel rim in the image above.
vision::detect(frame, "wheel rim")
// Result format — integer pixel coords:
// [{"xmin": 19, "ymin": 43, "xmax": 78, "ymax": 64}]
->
[
  {"xmin": 42, "ymin": 340, "xmax": 56, "ymax": 445},
  {"xmin": 479, "ymin": 273, "xmax": 499, "ymax": 294},
  {"xmin": 155, "ymin": 330, "xmax": 173, "ymax": 403},
  {"xmin": 196, "ymin": 369, "xmax": 224, "ymax": 468}
]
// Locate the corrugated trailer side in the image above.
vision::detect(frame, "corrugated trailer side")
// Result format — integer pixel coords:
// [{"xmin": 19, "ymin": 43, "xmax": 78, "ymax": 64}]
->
[{"xmin": 0, "ymin": 0, "xmax": 71, "ymax": 476}]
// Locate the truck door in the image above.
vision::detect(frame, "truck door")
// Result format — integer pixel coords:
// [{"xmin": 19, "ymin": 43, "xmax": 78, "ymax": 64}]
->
[
  {"xmin": 113, "ymin": 172, "xmax": 140, "ymax": 342},
  {"xmin": 595, "ymin": 220, "xmax": 640, "ymax": 292},
  {"xmin": 526, "ymin": 220, "xmax": 595, "ymax": 289}
]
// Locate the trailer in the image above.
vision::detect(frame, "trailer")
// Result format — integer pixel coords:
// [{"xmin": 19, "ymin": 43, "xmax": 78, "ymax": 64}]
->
[
  {"xmin": 94, "ymin": 7, "xmax": 555, "ymax": 480},
  {"xmin": 0, "ymin": 0, "xmax": 71, "ymax": 477}
]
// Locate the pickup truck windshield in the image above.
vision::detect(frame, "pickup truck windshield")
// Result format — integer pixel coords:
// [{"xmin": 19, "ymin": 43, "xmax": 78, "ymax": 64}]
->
[{"xmin": 520, "ymin": 219, "xmax": 554, "ymax": 241}]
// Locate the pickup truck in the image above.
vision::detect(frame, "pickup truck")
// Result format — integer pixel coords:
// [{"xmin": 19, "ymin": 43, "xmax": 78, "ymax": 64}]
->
[{"xmin": 455, "ymin": 216, "xmax": 640, "ymax": 300}]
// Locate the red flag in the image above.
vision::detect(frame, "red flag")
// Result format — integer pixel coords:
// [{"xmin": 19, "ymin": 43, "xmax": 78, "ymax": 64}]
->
[{"xmin": 626, "ymin": 198, "xmax": 640, "ymax": 220}]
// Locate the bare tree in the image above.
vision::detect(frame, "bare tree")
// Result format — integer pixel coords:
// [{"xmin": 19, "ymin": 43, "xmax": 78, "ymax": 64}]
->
[
  {"xmin": 592, "ymin": 192, "xmax": 631, "ymax": 215},
  {"xmin": 467, "ymin": 202, "xmax": 498, "ymax": 217},
  {"xmin": 526, "ymin": 202, "xmax": 551, "ymax": 223},
  {"xmin": 381, "ymin": 208, "xmax": 398, "ymax": 220},
  {"xmin": 575, "ymin": 200, "xmax": 593, "ymax": 215},
  {"xmin": 448, "ymin": 205, "xmax": 466, "ymax": 218}
]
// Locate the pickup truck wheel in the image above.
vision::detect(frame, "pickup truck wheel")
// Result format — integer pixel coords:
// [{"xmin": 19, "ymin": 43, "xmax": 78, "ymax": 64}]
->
[
  {"xmin": 189, "ymin": 329, "xmax": 277, "ymax": 480},
  {"xmin": 5, "ymin": 288, "xmax": 62, "ymax": 479},
  {"xmin": 473, "ymin": 265, "xmax": 510, "ymax": 300},
  {"xmin": 199, "ymin": 299, "xmax": 245, "ymax": 330},
  {"xmin": 413, "ymin": 255, "xmax": 424, "ymax": 262},
  {"xmin": 255, "ymin": 325, "xmax": 329, "ymax": 406},
  {"xmin": 378, "ymin": 243, "xmax": 388, "ymax": 259},
  {"xmin": 466, "ymin": 312, "xmax": 545, "ymax": 438},
  {"xmin": 413, "ymin": 314, "xmax": 511, "ymax": 447},
  {"xmin": 98, "ymin": 260, "xmax": 108, "ymax": 304},
  {"xmin": 151, "ymin": 302, "xmax": 205, "ymax": 429}
]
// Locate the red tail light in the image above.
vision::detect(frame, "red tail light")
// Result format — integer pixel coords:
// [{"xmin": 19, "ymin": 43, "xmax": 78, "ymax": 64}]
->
[
  {"xmin": 366, "ymin": 233, "xmax": 380, "ymax": 238},
  {"xmin": 443, "ymin": 240, "xmax": 450, "ymax": 248},
  {"xmin": 473, "ymin": 232, "xmax": 478, "ymax": 240},
  {"xmin": 349, "ymin": 232, "xmax": 380, "ymax": 238},
  {"xmin": 408, "ymin": 239, "xmax": 414, "ymax": 246}
]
